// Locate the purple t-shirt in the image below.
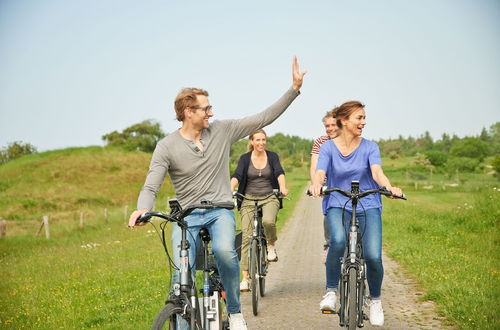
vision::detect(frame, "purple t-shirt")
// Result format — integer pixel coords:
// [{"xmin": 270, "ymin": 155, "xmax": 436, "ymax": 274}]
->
[{"xmin": 317, "ymin": 138, "xmax": 382, "ymax": 212}]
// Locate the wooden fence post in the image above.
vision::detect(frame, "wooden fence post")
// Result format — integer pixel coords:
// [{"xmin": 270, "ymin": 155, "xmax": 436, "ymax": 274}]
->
[
  {"xmin": 35, "ymin": 216, "xmax": 50, "ymax": 239},
  {"xmin": 0, "ymin": 219, "xmax": 6, "ymax": 238},
  {"xmin": 79, "ymin": 212, "xmax": 84, "ymax": 229},
  {"xmin": 43, "ymin": 216, "xmax": 50, "ymax": 239},
  {"xmin": 104, "ymin": 208, "xmax": 108, "ymax": 223}
]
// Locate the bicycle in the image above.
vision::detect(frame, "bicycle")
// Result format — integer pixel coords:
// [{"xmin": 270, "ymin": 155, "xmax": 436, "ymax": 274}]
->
[
  {"xmin": 311, "ymin": 181, "xmax": 406, "ymax": 329},
  {"xmin": 135, "ymin": 199, "xmax": 234, "ymax": 330},
  {"xmin": 233, "ymin": 190, "xmax": 282, "ymax": 316}
]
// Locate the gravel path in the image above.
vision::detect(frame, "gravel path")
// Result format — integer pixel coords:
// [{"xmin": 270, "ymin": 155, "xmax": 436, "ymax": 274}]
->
[{"xmin": 240, "ymin": 194, "xmax": 452, "ymax": 329}]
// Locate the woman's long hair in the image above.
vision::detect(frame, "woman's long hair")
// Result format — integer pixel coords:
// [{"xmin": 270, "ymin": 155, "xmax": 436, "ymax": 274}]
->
[{"xmin": 247, "ymin": 129, "xmax": 267, "ymax": 152}]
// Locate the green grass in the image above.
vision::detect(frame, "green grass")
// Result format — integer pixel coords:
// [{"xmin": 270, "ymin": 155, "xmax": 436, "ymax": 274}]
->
[
  {"xmin": 383, "ymin": 188, "xmax": 500, "ymax": 329},
  {"xmin": 1, "ymin": 149, "xmax": 498, "ymax": 329},
  {"xmin": 0, "ymin": 147, "xmax": 174, "ymax": 225},
  {"xmin": 0, "ymin": 149, "xmax": 309, "ymax": 329}
]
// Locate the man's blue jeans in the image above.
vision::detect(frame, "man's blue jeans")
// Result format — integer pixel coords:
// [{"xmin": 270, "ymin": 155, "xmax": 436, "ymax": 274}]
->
[
  {"xmin": 171, "ymin": 208, "xmax": 241, "ymax": 314},
  {"xmin": 325, "ymin": 207, "xmax": 384, "ymax": 299}
]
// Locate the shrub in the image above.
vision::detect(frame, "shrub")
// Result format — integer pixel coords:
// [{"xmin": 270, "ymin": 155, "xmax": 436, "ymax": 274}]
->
[
  {"xmin": 0, "ymin": 141, "xmax": 37, "ymax": 165},
  {"xmin": 446, "ymin": 157, "xmax": 480, "ymax": 173},
  {"xmin": 450, "ymin": 137, "xmax": 490, "ymax": 161},
  {"xmin": 102, "ymin": 120, "xmax": 165, "ymax": 153},
  {"xmin": 425, "ymin": 150, "xmax": 448, "ymax": 167}
]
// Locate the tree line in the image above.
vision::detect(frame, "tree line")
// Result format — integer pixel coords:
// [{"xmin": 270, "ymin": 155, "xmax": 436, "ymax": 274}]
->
[
  {"xmin": 377, "ymin": 122, "xmax": 499, "ymax": 174},
  {"xmin": 2, "ymin": 120, "xmax": 498, "ymax": 176}
]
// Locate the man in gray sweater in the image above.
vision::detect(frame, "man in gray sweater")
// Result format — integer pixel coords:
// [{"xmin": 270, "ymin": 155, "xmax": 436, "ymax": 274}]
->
[{"xmin": 128, "ymin": 57, "xmax": 306, "ymax": 329}]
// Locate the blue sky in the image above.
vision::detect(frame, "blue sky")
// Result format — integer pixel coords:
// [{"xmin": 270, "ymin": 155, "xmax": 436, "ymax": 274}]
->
[{"xmin": 1, "ymin": 0, "xmax": 499, "ymax": 151}]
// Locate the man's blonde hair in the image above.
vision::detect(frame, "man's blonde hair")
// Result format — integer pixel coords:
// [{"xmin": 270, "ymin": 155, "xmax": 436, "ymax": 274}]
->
[{"xmin": 174, "ymin": 88, "xmax": 209, "ymax": 122}]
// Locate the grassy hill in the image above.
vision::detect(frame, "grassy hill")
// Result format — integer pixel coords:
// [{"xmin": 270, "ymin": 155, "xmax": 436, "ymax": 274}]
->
[
  {"xmin": 0, "ymin": 147, "xmax": 174, "ymax": 223},
  {"xmin": 0, "ymin": 146, "xmax": 498, "ymax": 329},
  {"xmin": 0, "ymin": 146, "xmax": 309, "ymax": 329}
]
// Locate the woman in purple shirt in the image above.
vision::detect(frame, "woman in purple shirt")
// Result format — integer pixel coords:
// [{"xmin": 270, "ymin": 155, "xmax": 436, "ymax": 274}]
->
[{"xmin": 309, "ymin": 101, "xmax": 403, "ymax": 327}]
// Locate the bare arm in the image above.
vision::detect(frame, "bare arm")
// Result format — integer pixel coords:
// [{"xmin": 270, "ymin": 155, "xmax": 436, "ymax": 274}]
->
[
  {"xmin": 310, "ymin": 153, "xmax": 319, "ymax": 182},
  {"xmin": 226, "ymin": 57, "xmax": 306, "ymax": 142},
  {"xmin": 371, "ymin": 164, "xmax": 402, "ymax": 197},
  {"xmin": 277, "ymin": 174, "xmax": 288, "ymax": 196},
  {"xmin": 308, "ymin": 169, "xmax": 326, "ymax": 197},
  {"xmin": 230, "ymin": 177, "xmax": 239, "ymax": 192}
]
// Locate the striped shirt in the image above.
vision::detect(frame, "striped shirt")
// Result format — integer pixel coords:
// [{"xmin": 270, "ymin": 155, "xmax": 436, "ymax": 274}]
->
[{"xmin": 311, "ymin": 135, "xmax": 330, "ymax": 155}]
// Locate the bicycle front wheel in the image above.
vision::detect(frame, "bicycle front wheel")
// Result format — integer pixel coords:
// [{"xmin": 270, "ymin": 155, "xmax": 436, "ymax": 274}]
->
[
  {"xmin": 151, "ymin": 302, "xmax": 184, "ymax": 330},
  {"xmin": 347, "ymin": 267, "xmax": 357, "ymax": 330},
  {"xmin": 259, "ymin": 240, "xmax": 268, "ymax": 297},
  {"xmin": 250, "ymin": 239, "xmax": 259, "ymax": 316}
]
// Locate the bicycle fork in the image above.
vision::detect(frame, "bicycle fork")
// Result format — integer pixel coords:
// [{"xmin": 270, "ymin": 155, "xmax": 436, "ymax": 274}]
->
[{"xmin": 200, "ymin": 232, "xmax": 224, "ymax": 330}]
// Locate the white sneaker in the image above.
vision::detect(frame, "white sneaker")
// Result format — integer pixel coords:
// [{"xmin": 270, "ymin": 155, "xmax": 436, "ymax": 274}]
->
[
  {"xmin": 229, "ymin": 312, "xmax": 247, "ymax": 330},
  {"xmin": 240, "ymin": 279, "xmax": 250, "ymax": 292},
  {"xmin": 267, "ymin": 246, "xmax": 278, "ymax": 262},
  {"xmin": 369, "ymin": 300, "xmax": 384, "ymax": 326},
  {"xmin": 319, "ymin": 291, "xmax": 337, "ymax": 311}
]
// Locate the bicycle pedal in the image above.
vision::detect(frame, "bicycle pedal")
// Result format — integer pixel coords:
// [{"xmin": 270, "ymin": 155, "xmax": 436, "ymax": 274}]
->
[{"xmin": 321, "ymin": 310, "xmax": 336, "ymax": 315}]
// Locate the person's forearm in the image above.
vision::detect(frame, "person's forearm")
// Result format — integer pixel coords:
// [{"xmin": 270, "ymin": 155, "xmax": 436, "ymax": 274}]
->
[
  {"xmin": 231, "ymin": 88, "xmax": 300, "ymax": 140},
  {"xmin": 313, "ymin": 170, "xmax": 326, "ymax": 186},
  {"xmin": 230, "ymin": 177, "xmax": 239, "ymax": 191},
  {"xmin": 310, "ymin": 154, "xmax": 318, "ymax": 182},
  {"xmin": 372, "ymin": 166, "xmax": 392, "ymax": 189},
  {"xmin": 277, "ymin": 174, "xmax": 287, "ymax": 190}
]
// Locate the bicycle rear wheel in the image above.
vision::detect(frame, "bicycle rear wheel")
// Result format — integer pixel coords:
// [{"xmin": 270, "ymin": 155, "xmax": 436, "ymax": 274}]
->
[
  {"xmin": 151, "ymin": 302, "xmax": 184, "ymax": 330},
  {"xmin": 347, "ymin": 267, "xmax": 357, "ymax": 330},
  {"xmin": 259, "ymin": 240, "xmax": 268, "ymax": 297},
  {"xmin": 250, "ymin": 239, "xmax": 259, "ymax": 316}
]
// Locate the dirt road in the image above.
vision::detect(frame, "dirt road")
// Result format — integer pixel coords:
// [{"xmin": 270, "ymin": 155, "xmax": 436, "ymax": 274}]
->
[{"xmin": 240, "ymin": 195, "xmax": 451, "ymax": 329}]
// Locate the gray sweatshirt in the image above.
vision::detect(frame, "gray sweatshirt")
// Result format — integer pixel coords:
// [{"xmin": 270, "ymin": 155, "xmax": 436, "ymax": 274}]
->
[{"xmin": 137, "ymin": 87, "xmax": 300, "ymax": 210}]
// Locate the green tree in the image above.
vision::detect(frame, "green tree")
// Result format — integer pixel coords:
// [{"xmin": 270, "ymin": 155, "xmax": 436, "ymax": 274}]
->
[
  {"xmin": 0, "ymin": 141, "xmax": 37, "ymax": 165},
  {"xmin": 102, "ymin": 120, "xmax": 165, "ymax": 152},
  {"xmin": 492, "ymin": 155, "xmax": 500, "ymax": 177},
  {"xmin": 446, "ymin": 157, "xmax": 480, "ymax": 173},
  {"xmin": 489, "ymin": 122, "xmax": 500, "ymax": 154},
  {"xmin": 479, "ymin": 127, "xmax": 489, "ymax": 142},
  {"xmin": 424, "ymin": 150, "xmax": 448, "ymax": 167},
  {"xmin": 450, "ymin": 137, "xmax": 490, "ymax": 161}
]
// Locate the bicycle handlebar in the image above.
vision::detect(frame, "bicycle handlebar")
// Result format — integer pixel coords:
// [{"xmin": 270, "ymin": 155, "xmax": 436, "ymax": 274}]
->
[
  {"xmin": 135, "ymin": 200, "xmax": 234, "ymax": 226},
  {"xmin": 232, "ymin": 190, "xmax": 285, "ymax": 202},
  {"xmin": 307, "ymin": 186, "xmax": 407, "ymax": 200}
]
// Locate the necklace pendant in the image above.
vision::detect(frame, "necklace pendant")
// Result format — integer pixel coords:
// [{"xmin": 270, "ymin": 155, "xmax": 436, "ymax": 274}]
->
[{"xmin": 259, "ymin": 170, "xmax": 262, "ymax": 177}]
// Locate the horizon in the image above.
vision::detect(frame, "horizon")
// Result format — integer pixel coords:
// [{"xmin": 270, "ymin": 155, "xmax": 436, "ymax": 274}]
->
[{"xmin": 1, "ymin": 1, "xmax": 499, "ymax": 152}]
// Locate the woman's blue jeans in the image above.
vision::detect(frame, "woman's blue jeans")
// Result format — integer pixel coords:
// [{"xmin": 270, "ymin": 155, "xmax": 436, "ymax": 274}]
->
[
  {"xmin": 325, "ymin": 207, "xmax": 384, "ymax": 299},
  {"xmin": 171, "ymin": 208, "xmax": 240, "ymax": 314}
]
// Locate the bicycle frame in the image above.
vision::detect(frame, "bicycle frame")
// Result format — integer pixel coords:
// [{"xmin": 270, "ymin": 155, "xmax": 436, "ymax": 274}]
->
[
  {"xmin": 233, "ymin": 191, "xmax": 281, "ymax": 316},
  {"xmin": 137, "ymin": 199, "xmax": 233, "ymax": 330},
  {"xmin": 318, "ymin": 181, "xmax": 406, "ymax": 329}
]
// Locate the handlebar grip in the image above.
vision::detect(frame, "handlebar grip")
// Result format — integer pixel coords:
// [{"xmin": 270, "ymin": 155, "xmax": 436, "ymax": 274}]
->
[
  {"xmin": 135, "ymin": 212, "xmax": 151, "ymax": 224},
  {"xmin": 397, "ymin": 194, "xmax": 407, "ymax": 200},
  {"xmin": 306, "ymin": 186, "xmax": 328, "ymax": 196}
]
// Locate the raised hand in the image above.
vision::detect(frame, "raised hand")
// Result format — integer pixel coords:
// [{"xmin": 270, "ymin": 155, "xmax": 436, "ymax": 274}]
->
[{"xmin": 292, "ymin": 56, "xmax": 307, "ymax": 91}]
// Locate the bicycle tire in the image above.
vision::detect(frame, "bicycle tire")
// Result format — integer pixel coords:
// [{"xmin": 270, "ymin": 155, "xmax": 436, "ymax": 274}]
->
[
  {"xmin": 259, "ymin": 240, "xmax": 267, "ymax": 297},
  {"xmin": 347, "ymin": 267, "xmax": 357, "ymax": 330},
  {"xmin": 151, "ymin": 302, "xmax": 184, "ymax": 330},
  {"xmin": 218, "ymin": 291, "xmax": 230, "ymax": 330},
  {"xmin": 250, "ymin": 239, "xmax": 259, "ymax": 316}
]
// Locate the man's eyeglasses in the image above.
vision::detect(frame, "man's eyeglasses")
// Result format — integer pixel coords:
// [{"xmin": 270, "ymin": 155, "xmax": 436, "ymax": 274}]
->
[{"xmin": 190, "ymin": 105, "xmax": 213, "ymax": 114}]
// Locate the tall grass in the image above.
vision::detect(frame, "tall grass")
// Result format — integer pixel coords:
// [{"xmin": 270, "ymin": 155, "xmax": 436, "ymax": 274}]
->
[
  {"xmin": 1, "ymin": 148, "xmax": 498, "ymax": 329},
  {"xmin": 383, "ymin": 187, "xmax": 500, "ymax": 329},
  {"xmin": 0, "ymin": 157, "xmax": 309, "ymax": 329}
]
